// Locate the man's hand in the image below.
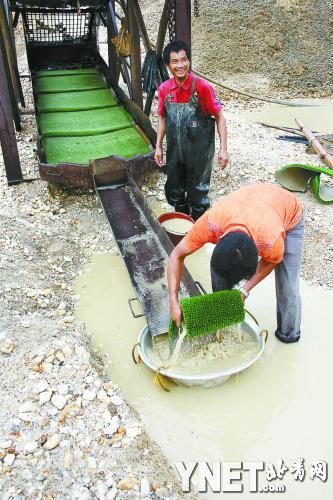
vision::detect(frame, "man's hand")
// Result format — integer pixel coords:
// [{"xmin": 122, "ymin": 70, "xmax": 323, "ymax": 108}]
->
[
  {"xmin": 218, "ymin": 148, "xmax": 229, "ymax": 170},
  {"xmin": 154, "ymin": 145, "xmax": 164, "ymax": 168},
  {"xmin": 170, "ymin": 298, "xmax": 183, "ymax": 327}
]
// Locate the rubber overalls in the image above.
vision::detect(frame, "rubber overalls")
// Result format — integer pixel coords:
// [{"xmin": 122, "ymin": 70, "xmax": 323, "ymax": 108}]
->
[{"xmin": 163, "ymin": 76, "xmax": 216, "ymax": 220}]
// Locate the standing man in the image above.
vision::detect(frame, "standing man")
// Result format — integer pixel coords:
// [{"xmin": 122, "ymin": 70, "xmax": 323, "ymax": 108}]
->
[
  {"xmin": 154, "ymin": 40, "xmax": 228, "ymax": 221},
  {"xmin": 167, "ymin": 183, "xmax": 304, "ymax": 344}
]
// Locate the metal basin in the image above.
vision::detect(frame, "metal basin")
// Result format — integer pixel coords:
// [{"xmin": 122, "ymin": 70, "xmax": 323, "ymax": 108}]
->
[{"xmin": 137, "ymin": 315, "xmax": 267, "ymax": 389}]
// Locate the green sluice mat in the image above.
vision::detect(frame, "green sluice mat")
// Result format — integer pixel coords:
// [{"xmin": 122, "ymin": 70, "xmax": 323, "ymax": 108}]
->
[
  {"xmin": 39, "ymin": 106, "xmax": 133, "ymax": 137},
  {"xmin": 38, "ymin": 89, "xmax": 117, "ymax": 112},
  {"xmin": 43, "ymin": 127, "xmax": 151, "ymax": 165},
  {"xmin": 35, "ymin": 74, "xmax": 107, "ymax": 93},
  {"xmin": 36, "ymin": 68, "xmax": 98, "ymax": 77}
]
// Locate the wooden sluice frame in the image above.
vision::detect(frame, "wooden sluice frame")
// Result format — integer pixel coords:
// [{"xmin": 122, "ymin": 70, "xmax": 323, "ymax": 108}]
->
[{"xmin": 1, "ymin": 0, "xmax": 195, "ymax": 334}]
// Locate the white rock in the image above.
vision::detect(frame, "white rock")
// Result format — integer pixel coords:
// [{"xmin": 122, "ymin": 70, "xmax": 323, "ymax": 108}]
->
[
  {"xmin": 140, "ymin": 478, "xmax": 150, "ymax": 497},
  {"xmin": 64, "ymin": 315, "xmax": 75, "ymax": 323},
  {"xmin": 126, "ymin": 427, "xmax": 141, "ymax": 438},
  {"xmin": 63, "ymin": 452, "xmax": 73, "ymax": 468},
  {"xmin": 58, "ymin": 383, "xmax": 69, "ymax": 395},
  {"xmin": 97, "ymin": 390, "xmax": 109, "ymax": 402},
  {"xmin": 51, "ymin": 394, "xmax": 67, "ymax": 410},
  {"xmin": 19, "ymin": 401, "xmax": 35, "ymax": 413},
  {"xmin": 87, "ymin": 457, "xmax": 97, "ymax": 469},
  {"xmin": 43, "ymin": 434, "xmax": 61, "ymax": 451},
  {"xmin": 43, "ymin": 362, "xmax": 53, "ymax": 373},
  {"xmin": 103, "ymin": 416, "xmax": 119, "ymax": 436},
  {"xmin": 105, "ymin": 473, "xmax": 114, "ymax": 488},
  {"xmin": 106, "ymin": 487, "xmax": 117, "ymax": 500},
  {"xmin": 82, "ymin": 390, "xmax": 96, "ymax": 401},
  {"xmin": 91, "ymin": 481, "xmax": 108, "ymax": 499},
  {"xmin": 3, "ymin": 454, "xmax": 16, "ymax": 466},
  {"xmin": 18, "ymin": 412, "xmax": 35, "ymax": 422},
  {"xmin": 34, "ymin": 380, "xmax": 49, "ymax": 394},
  {"xmin": 109, "ymin": 395, "xmax": 123, "ymax": 406},
  {"xmin": 39, "ymin": 390, "xmax": 52, "ymax": 404},
  {"xmin": 24, "ymin": 441, "xmax": 38, "ymax": 454},
  {"xmin": 0, "ymin": 440, "xmax": 12, "ymax": 449}
]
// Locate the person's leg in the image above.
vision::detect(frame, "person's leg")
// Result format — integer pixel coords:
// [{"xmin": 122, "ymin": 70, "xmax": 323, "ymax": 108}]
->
[
  {"xmin": 164, "ymin": 161, "xmax": 189, "ymax": 214},
  {"xmin": 186, "ymin": 150, "xmax": 214, "ymax": 221},
  {"xmin": 275, "ymin": 215, "xmax": 304, "ymax": 343}
]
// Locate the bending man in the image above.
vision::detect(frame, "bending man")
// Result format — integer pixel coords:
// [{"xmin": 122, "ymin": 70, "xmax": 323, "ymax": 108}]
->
[
  {"xmin": 167, "ymin": 183, "xmax": 304, "ymax": 344},
  {"xmin": 154, "ymin": 40, "xmax": 228, "ymax": 221}
]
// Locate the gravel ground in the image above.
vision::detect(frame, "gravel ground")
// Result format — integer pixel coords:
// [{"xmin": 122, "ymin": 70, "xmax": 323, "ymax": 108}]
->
[{"xmin": 1, "ymin": 8, "xmax": 333, "ymax": 500}]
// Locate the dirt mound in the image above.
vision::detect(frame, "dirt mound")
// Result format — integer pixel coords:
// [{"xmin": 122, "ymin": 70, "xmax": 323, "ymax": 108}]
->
[
  {"xmin": 193, "ymin": 0, "xmax": 333, "ymax": 94},
  {"xmin": 140, "ymin": 0, "xmax": 333, "ymax": 95}
]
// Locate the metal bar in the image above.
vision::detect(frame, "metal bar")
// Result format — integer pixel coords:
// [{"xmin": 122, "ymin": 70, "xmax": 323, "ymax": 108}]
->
[
  {"xmin": 0, "ymin": 36, "xmax": 22, "ymax": 184},
  {"xmin": 127, "ymin": 0, "xmax": 143, "ymax": 109},
  {"xmin": 175, "ymin": 0, "xmax": 191, "ymax": 48},
  {"xmin": 96, "ymin": 179, "xmax": 199, "ymax": 336}
]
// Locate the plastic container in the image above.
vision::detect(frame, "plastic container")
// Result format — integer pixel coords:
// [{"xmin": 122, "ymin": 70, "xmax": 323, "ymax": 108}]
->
[{"xmin": 158, "ymin": 212, "xmax": 195, "ymax": 246}]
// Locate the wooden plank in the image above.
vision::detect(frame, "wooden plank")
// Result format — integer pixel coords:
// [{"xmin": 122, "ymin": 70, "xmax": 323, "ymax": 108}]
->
[
  {"xmin": 296, "ymin": 117, "xmax": 333, "ymax": 170},
  {"xmin": 175, "ymin": 0, "xmax": 191, "ymax": 48},
  {"xmin": 127, "ymin": 0, "xmax": 143, "ymax": 109},
  {"xmin": 106, "ymin": 0, "xmax": 119, "ymax": 84},
  {"xmin": 0, "ymin": 38, "xmax": 22, "ymax": 184},
  {"xmin": 0, "ymin": 0, "xmax": 21, "ymax": 130},
  {"xmin": 5, "ymin": 0, "xmax": 25, "ymax": 107}
]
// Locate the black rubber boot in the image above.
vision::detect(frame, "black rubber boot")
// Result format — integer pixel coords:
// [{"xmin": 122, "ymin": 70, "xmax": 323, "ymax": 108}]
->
[
  {"xmin": 191, "ymin": 206, "xmax": 207, "ymax": 221},
  {"xmin": 175, "ymin": 203, "xmax": 190, "ymax": 215},
  {"xmin": 275, "ymin": 330, "xmax": 301, "ymax": 344}
]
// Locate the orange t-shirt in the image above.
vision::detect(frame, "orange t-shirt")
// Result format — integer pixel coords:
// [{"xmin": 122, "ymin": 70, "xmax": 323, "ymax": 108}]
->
[{"xmin": 183, "ymin": 183, "xmax": 303, "ymax": 264}]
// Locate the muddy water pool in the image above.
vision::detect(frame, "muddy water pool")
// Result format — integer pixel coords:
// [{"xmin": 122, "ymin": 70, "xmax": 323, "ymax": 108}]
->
[
  {"xmin": 75, "ymin": 249, "xmax": 333, "ymax": 499},
  {"xmin": 243, "ymin": 98, "xmax": 333, "ymax": 134}
]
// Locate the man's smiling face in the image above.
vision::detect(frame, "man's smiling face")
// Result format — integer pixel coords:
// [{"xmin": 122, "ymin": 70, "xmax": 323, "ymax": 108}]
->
[{"xmin": 167, "ymin": 49, "xmax": 190, "ymax": 83}]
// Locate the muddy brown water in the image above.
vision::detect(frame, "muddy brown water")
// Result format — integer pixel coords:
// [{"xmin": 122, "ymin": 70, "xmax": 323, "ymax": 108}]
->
[
  {"xmin": 75, "ymin": 245, "xmax": 332, "ymax": 499},
  {"xmin": 243, "ymin": 98, "xmax": 333, "ymax": 134}
]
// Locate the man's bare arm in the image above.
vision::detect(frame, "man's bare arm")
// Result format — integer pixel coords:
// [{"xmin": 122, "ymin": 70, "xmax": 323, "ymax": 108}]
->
[
  {"xmin": 214, "ymin": 109, "xmax": 228, "ymax": 170},
  {"xmin": 154, "ymin": 115, "xmax": 166, "ymax": 167},
  {"xmin": 242, "ymin": 258, "xmax": 276, "ymax": 297},
  {"xmin": 167, "ymin": 239, "xmax": 194, "ymax": 326}
]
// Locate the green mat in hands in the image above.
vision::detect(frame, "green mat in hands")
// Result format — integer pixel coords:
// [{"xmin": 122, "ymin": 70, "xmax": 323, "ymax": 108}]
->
[
  {"xmin": 275, "ymin": 163, "xmax": 333, "ymax": 204},
  {"xmin": 39, "ymin": 106, "xmax": 133, "ymax": 137},
  {"xmin": 37, "ymin": 89, "xmax": 117, "ymax": 112},
  {"xmin": 43, "ymin": 126, "xmax": 151, "ymax": 165},
  {"xmin": 36, "ymin": 68, "xmax": 98, "ymax": 77},
  {"xmin": 169, "ymin": 289, "xmax": 245, "ymax": 341},
  {"xmin": 35, "ymin": 74, "xmax": 107, "ymax": 93}
]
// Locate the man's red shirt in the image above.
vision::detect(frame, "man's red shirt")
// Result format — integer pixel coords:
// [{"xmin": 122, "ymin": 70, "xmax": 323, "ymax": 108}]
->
[{"xmin": 157, "ymin": 72, "xmax": 222, "ymax": 116}]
